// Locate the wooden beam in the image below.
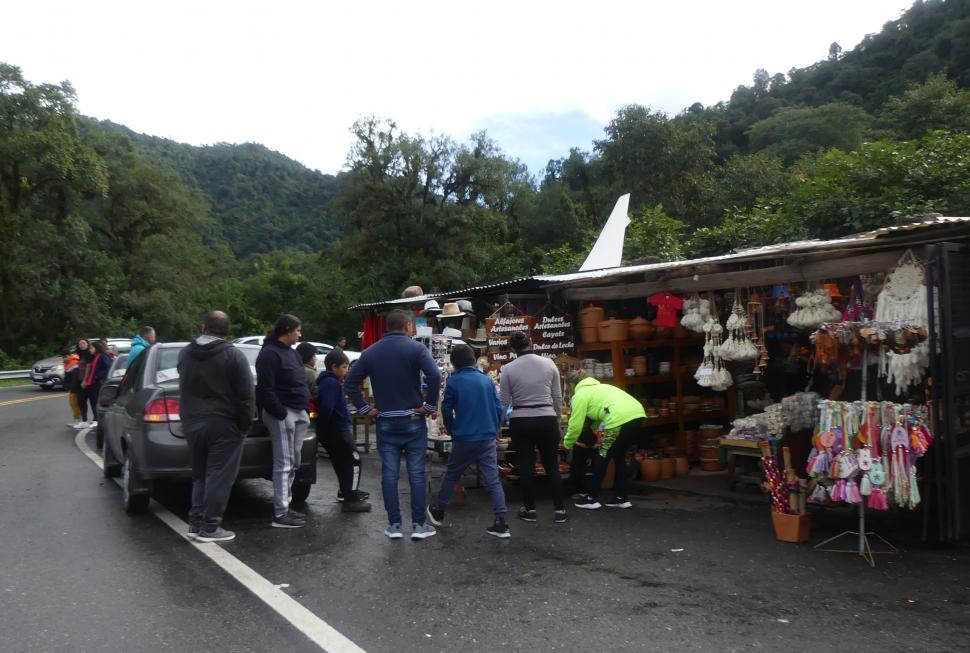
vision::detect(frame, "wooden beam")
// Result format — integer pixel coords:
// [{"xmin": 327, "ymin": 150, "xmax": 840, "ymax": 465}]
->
[{"xmin": 558, "ymin": 249, "xmax": 903, "ymax": 300}]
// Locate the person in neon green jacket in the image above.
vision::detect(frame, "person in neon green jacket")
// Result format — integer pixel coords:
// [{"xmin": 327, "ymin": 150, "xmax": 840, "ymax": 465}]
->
[{"xmin": 564, "ymin": 371, "xmax": 645, "ymax": 510}]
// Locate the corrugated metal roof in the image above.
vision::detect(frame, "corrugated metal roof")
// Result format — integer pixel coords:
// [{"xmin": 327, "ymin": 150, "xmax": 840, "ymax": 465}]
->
[{"xmin": 348, "ymin": 216, "xmax": 970, "ymax": 309}]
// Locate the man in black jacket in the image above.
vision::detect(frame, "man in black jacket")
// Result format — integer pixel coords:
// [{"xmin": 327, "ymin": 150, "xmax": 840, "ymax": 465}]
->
[{"xmin": 178, "ymin": 310, "xmax": 255, "ymax": 543}]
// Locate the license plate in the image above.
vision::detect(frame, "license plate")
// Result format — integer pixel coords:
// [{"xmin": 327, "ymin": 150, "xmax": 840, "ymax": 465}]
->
[{"xmin": 31, "ymin": 374, "xmax": 43, "ymax": 381}]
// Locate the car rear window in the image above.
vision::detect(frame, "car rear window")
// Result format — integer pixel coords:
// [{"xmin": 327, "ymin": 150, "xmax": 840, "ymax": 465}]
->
[{"xmin": 155, "ymin": 346, "xmax": 185, "ymax": 384}]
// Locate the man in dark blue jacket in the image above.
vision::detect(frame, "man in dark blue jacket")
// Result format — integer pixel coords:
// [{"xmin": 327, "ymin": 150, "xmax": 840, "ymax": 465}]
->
[
  {"xmin": 316, "ymin": 348, "xmax": 370, "ymax": 513},
  {"xmin": 256, "ymin": 314, "xmax": 310, "ymax": 529},
  {"xmin": 345, "ymin": 309, "xmax": 441, "ymax": 540}
]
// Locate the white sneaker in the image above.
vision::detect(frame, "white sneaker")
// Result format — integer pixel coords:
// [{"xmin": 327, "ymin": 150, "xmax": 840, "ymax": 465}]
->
[{"xmin": 88, "ymin": 420, "xmax": 98, "ymax": 427}]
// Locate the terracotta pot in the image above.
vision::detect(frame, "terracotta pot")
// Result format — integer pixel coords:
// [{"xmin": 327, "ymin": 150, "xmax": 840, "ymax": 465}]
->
[
  {"xmin": 699, "ymin": 443, "xmax": 720, "ymax": 460},
  {"xmin": 639, "ymin": 457, "xmax": 661, "ymax": 482},
  {"xmin": 580, "ymin": 306, "xmax": 605, "ymax": 328},
  {"xmin": 663, "ymin": 445, "xmax": 679, "ymax": 457},
  {"xmin": 771, "ymin": 512, "xmax": 812, "ymax": 543},
  {"xmin": 598, "ymin": 318, "xmax": 629, "ymax": 343},
  {"xmin": 628, "ymin": 316, "xmax": 652, "ymax": 340},
  {"xmin": 674, "ymin": 455, "xmax": 690, "ymax": 476},
  {"xmin": 660, "ymin": 457, "xmax": 675, "ymax": 480},
  {"xmin": 580, "ymin": 325, "xmax": 599, "ymax": 344},
  {"xmin": 700, "ymin": 460, "xmax": 727, "ymax": 472}
]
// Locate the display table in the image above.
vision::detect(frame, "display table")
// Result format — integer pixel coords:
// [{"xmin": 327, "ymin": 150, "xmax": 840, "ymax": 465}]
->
[
  {"xmin": 350, "ymin": 414, "xmax": 372, "ymax": 453},
  {"xmin": 718, "ymin": 437, "xmax": 778, "ymax": 491}
]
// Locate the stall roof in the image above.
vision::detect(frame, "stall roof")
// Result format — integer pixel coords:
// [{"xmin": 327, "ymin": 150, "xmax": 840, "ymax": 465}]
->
[{"xmin": 348, "ymin": 216, "xmax": 970, "ymax": 310}]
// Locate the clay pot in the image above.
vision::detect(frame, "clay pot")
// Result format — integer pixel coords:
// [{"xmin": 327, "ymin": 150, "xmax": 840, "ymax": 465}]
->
[
  {"xmin": 700, "ymin": 460, "xmax": 728, "ymax": 472},
  {"xmin": 598, "ymin": 318, "xmax": 629, "ymax": 343},
  {"xmin": 660, "ymin": 457, "xmax": 675, "ymax": 480},
  {"xmin": 674, "ymin": 455, "xmax": 690, "ymax": 476},
  {"xmin": 639, "ymin": 457, "xmax": 661, "ymax": 482},
  {"xmin": 580, "ymin": 325, "xmax": 599, "ymax": 344},
  {"xmin": 580, "ymin": 306, "xmax": 605, "ymax": 328},
  {"xmin": 628, "ymin": 316, "xmax": 653, "ymax": 340}
]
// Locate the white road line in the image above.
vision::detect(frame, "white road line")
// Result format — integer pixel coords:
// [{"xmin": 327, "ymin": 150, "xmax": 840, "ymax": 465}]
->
[{"xmin": 74, "ymin": 430, "xmax": 366, "ymax": 653}]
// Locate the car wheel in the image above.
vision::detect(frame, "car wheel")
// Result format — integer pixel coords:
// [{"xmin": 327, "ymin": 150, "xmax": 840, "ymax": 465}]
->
[
  {"xmin": 102, "ymin": 440, "xmax": 122, "ymax": 478},
  {"xmin": 290, "ymin": 480, "xmax": 312, "ymax": 505},
  {"xmin": 122, "ymin": 456, "xmax": 150, "ymax": 514}
]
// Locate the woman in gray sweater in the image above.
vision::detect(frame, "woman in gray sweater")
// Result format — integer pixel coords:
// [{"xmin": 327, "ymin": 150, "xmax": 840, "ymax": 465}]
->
[{"xmin": 499, "ymin": 331, "xmax": 566, "ymax": 523}]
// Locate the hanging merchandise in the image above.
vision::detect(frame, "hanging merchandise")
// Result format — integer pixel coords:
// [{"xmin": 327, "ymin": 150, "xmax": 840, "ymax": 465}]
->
[
  {"xmin": 787, "ymin": 288, "xmax": 841, "ymax": 330},
  {"xmin": 842, "ymin": 278, "xmax": 874, "ymax": 322},
  {"xmin": 718, "ymin": 291, "xmax": 759, "ymax": 362},
  {"xmin": 874, "ymin": 250, "xmax": 931, "ymax": 394},
  {"xmin": 695, "ymin": 317, "xmax": 733, "ymax": 391},
  {"xmin": 648, "ymin": 292, "xmax": 685, "ymax": 328},
  {"xmin": 748, "ymin": 293, "xmax": 769, "ymax": 374},
  {"xmin": 806, "ymin": 400, "xmax": 932, "ymax": 510},
  {"xmin": 680, "ymin": 293, "xmax": 709, "ymax": 333}
]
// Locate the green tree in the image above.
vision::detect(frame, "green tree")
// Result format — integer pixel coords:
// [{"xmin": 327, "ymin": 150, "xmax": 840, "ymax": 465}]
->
[
  {"xmin": 881, "ymin": 73, "xmax": 970, "ymax": 138},
  {"xmin": 747, "ymin": 102, "xmax": 873, "ymax": 163}
]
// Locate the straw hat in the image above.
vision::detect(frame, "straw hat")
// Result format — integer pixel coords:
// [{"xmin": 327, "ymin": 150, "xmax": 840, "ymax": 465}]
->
[{"xmin": 438, "ymin": 302, "xmax": 466, "ymax": 318}]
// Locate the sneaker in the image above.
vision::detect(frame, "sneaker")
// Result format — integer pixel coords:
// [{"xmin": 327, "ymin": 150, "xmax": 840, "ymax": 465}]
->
[
  {"xmin": 604, "ymin": 498, "xmax": 633, "ymax": 509},
  {"xmin": 88, "ymin": 420, "xmax": 98, "ymax": 427},
  {"xmin": 574, "ymin": 496, "xmax": 602, "ymax": 510},
  {"xmin": 384, "ymin": 523, "xmax": 403, "ymax": 539},
  {"xmin": 338, "ymin": 490, "xmax": 371, "ymax": 502},
  {"xmin": 271, "ymin": 511, "xmax": 306, "ymax": 528},
  {"xmin": 196, "ymin": 527, "xmax": 236, "ymax": 543},
  {"xmin": 554, "ymin": 510, "xmax": 569, "ymax": 523},
  {"xmin": 570, "ymin": 492, "xmax": 586, "ymax": 501},
  {"xmin": 486, "ymin": 519, "xmax": 511, "ymax": 538},
  {"xmin": 516, "ymin": 507, "xmax": 537, "ymax": 522},
  {"xmin": 411, "ymin": 523, "xmax": 437, "ymax": 540},
  {"xmin": 341, "ymin": 499, "xmax": 372, "ymax": 513},
  {"xmin": 288, "ymin": 508, "xmax": 306, "ymax": 519},
  {"xmin": 427, "ymin": 505, "xmax": 445, "ymax": 526},
  {"xmin": 187, "ymin": 523, "xmax": 201, "ymax": 540}
]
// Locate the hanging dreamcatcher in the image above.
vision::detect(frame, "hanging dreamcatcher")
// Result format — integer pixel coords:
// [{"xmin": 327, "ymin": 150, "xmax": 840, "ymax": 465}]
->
[
  {"xmin": 874, "ymin": 250, "xmax": 930, "ymax": 394},
  {"xmin": 719, "ymin": 291, "xmax": 759, "ymax": 362}
]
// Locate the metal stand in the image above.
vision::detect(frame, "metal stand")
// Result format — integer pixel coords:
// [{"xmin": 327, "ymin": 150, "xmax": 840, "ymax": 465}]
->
[{"xmin": 813, "ymin": 343, "xmax": 898, "ymax": 567}]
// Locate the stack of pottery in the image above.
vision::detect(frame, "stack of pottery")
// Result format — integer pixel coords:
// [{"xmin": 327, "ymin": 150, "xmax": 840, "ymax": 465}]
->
[
  {"xmin": 580, "ymin": 306, "xmax": 604, "ymax": 344},
  {"xmin": 632, "ymin": 355, "xmax": 648, "ymax": 376},
  {"xmin": 698, "ymin": 423, "xmax": 726, "ymax": 471}
]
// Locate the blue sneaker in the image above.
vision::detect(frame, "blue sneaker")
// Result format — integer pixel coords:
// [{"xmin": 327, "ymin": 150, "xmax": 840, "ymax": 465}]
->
[
  {"xmin": 384, "ymin": 523, "xmax": 403, "ymax": 539},
  {"xmin": 411, "ymin": 523, "xmax": 436, "ymax": 540}
]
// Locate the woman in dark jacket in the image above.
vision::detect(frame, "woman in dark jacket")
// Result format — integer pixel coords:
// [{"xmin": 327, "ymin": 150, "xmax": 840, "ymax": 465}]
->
[
  {"xmin": 75, "ymin": 339, "xmax": 94, "ymax": 427},
  {"xmin": 81, "ymin": 340, "xmax": 113, "ymax": 426}
]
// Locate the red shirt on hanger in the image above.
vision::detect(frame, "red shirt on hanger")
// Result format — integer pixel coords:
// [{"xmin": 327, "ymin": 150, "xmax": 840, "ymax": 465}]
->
[{"xmin": 648, "ymin": 292, "xmax": 684, "ymax": 328}]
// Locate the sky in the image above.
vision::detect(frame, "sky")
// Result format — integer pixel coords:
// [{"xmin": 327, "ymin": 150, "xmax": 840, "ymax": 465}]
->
[{"xmin": 4, "ymin": 0, "xmax": 915, "ymax": 176}]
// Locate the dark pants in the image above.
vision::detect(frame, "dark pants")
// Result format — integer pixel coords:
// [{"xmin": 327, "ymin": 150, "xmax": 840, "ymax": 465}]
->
[
  {"xmin": 434, "ymin": 440, "xmax": 507, "ymax": 518},
  {"xmin": 81, "ymin": 385, "xmax": 98, "ymax": 421},
  {"xmin": 184, "ymin": 418, "xmax": 244, "ymax": 533},
  {"xmin": 510, "ymin": 415, "xmax": 564, "ymax": 511},
  {"xmin": 319, "ymin": 429, "xmax": 361, "ymax": 496},
  {"xmin": 590, "ymin": 419, "xmax": 641, "ymax": 501},
  {"xmin": 569, "ymin": 429, "xmax": 599, "ymax": 495}
]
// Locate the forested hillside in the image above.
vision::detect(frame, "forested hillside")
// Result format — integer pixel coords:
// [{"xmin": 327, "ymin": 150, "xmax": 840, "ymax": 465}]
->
[
  {"xmin": 97, "ymin": 121, "xmax": 344, "ymax": 256},
  {"xmin": 3, "ymin": 0, "xmax": 970, "ymax": 363}
]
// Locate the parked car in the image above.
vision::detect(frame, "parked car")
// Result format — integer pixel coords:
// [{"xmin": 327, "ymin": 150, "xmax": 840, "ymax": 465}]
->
[
  {"xmin": 30, "ymin": 338, "xmax": 132, "ymax": 390},
  {"xmin": 99, "ymin": 342, "xmax": 316, "ymax": 513},
  {"xmin": 231, "ymin": 335, "xmax": 360, "ymax": 370},
  {"xmin": 95, "ymin": 353, "xmax": 129, "ymax": 450}
]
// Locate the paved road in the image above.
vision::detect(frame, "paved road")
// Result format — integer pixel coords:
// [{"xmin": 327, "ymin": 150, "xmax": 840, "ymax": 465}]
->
[{"xmin": 2, "ymin": 383, "xmax": 970, "ymax": 652}]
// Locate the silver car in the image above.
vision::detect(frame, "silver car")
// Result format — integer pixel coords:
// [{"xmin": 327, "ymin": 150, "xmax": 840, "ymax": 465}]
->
[{"xmin": 100, "ymin": 342, "xmax": 317, "ymax": 513}]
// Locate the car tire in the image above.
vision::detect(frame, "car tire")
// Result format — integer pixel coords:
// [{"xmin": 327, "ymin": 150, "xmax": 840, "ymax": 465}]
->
[
  {"xmin": 95, "ymin": 424, "xmax": 105, "ymax": 450},
  {"xmin": 122, "ymin": 457, "xmax": 150, "ymax": 514},
  {"xmin": 290, "ymin": 480, "xmax": 312, "ymax": 505},
  {"xmin": 103, "ymin": 440, "xmax": 122, "ymax": 478}
]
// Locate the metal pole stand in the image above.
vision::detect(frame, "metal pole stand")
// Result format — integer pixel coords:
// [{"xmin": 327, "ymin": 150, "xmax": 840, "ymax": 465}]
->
[
  {"xmin": 813, "ymin": 502, "xmax": 898, "ymax": 567},
  {"xmin": 813, "ymin": 340, "xmax": 898, "ymax": 567}
]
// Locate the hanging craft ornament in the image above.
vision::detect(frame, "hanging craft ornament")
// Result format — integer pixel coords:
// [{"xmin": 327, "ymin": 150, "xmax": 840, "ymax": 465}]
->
[
  {"xmin": 719, "ymin": 291, "xmax": 759, "ymax": 362},
  {"xmin": 874, "ymin": 250, "xmax": 930, "ymax": 394},
  {"xmin": 680, "ymin": 293, "xmax": 708, "ymax": 332},
  {"xmin": 787, "ymin": 288, "xmax": 841, "ymax": 330}
]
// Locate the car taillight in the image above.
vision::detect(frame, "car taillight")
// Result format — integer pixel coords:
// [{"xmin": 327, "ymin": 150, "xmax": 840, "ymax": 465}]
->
[
  {"xmin": 143, "ymin": 397, "xmax": 181, "ymax": 422},
  {"xmin": 308, "ymin": 399, "xmax": 317, "ymax": 420}
]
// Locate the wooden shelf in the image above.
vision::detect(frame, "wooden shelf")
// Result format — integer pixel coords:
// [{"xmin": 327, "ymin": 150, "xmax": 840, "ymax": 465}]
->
[
  {"xmin": 622, "ymin": 374, "xmax": 676, "ymax": 385},
  {"xmin": 640, "ymin": 416, "xmax": 680, "ymax": 428}
]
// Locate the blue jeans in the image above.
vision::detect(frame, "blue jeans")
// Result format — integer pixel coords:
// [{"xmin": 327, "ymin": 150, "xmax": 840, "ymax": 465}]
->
[
  {"xmin": 376, "ymin": 416, "xmax": 428, "ymax": 525},
  {"xmin": 435, "ymin": 440, "xmax": 507, "ymax": 518}
]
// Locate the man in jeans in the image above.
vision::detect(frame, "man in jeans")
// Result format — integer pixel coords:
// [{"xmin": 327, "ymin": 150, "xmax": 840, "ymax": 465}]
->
[
  {"xmin": 345, "ymin": 309, "xmax": 441, "ymax": 540},
  {"xmin": 178, "ymin": 311, "xmax": 255, "ymax": 543}
]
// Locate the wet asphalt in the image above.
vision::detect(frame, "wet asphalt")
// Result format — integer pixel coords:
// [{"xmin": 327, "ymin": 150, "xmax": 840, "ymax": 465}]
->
[{"xmin": 2, "ymin": 383, "xmax": 970, "ymax": 652}]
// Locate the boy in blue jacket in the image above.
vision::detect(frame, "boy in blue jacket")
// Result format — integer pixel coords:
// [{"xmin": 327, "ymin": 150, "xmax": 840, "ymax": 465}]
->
[
  {"xmin": 316, "ymin": 349, "xmax": 371, "ymax": 513},
  {"xmin": 426, "ymin": 344, "xmax": 509, "ymax": 538}
]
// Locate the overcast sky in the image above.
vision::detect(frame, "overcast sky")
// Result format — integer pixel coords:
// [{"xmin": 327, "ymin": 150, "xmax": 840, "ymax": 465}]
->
[{"xmin": 4, "ymin": 0, "xmax": 914, "ymax": 175}]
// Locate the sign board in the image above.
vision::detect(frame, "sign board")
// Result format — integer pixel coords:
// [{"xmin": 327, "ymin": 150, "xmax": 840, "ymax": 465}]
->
[{"xmin": 485, "ymin": 314, "xmax": 575, "ymax": 365}]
